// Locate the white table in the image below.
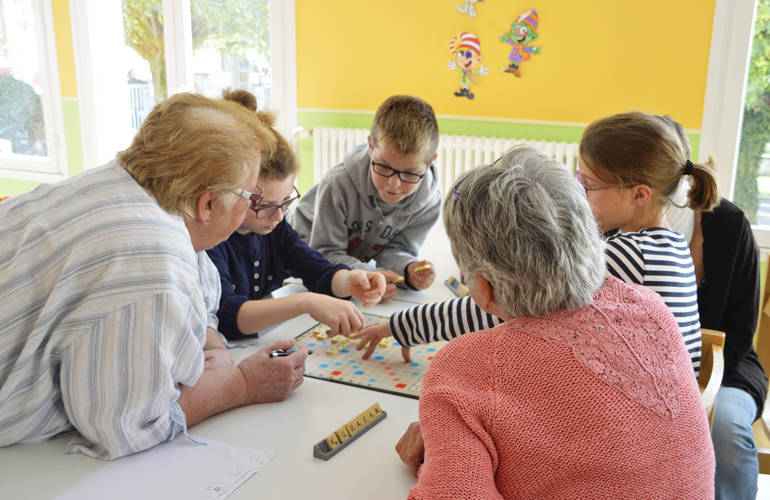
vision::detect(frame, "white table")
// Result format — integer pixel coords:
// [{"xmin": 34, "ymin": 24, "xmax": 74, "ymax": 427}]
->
[{"xmin": 0, "ymin": 223, "xmax": 459, "ymax": 500}]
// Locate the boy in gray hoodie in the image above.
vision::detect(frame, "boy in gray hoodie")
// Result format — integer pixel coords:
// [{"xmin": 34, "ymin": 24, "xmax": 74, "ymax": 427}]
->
[{"xmin": 291, "ymin": 95, "xmax": 441, "ymax": 302}]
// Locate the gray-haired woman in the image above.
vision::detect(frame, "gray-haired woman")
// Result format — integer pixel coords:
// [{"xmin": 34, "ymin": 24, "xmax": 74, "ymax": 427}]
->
[{"xmin": 394, "ymin": 146, "xmax": 714, "ymax": 498}]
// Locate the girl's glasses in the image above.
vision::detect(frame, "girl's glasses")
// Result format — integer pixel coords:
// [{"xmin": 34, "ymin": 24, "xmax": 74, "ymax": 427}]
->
[
  {"xmin": 233, "ymin": 186, "xmax": 264, "ymax": 211},
  {"xmin": 253, "ymin": 186, "xmax": 301, "ymax": 219},
  {"xmin": 575, "ymin": 172, "xmax": 634, "ymax": 196}
]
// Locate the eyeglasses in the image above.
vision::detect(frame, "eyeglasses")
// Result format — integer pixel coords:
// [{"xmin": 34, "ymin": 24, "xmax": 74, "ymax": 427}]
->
[
  {"xmin": 252, "ymin": 186, "xmax": 301, "ymax": 219},
  {"xmin": 233, "ymin": 186, "xmax": 264, "ymax": 211},
  {"xmin": 370, "ymin": 158, "xmax": 426, "ymax": 184},
  {"xmin": 575, "ymin": 172, "xmax": 634, "ymax": 196}
]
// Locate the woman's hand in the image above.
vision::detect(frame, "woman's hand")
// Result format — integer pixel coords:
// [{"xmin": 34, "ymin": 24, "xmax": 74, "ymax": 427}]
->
[{"xmin": 396, "ymin": 421, "xmax": 425, "ymax": 478}]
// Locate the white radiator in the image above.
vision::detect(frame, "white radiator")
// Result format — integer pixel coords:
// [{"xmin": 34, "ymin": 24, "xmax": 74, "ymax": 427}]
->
[{"xmin": 311, "ymin": 126, "xmax": 580, "ymax": 196}]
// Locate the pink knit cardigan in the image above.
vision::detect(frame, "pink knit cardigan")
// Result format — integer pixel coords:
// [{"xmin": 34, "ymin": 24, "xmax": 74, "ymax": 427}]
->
[{"xmin": 408, "ymin": 276, "xmax": 715, "ymax": 499}]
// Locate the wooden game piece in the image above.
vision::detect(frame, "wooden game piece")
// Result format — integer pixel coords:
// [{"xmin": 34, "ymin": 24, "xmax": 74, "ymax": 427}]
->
[
  {"xmin": 335, "ymin": 425, "xmax": 351, "ymax": 443},
  {"xmin": 445, "ymin": 275, "xmax": 469, "ymax": 297},
  {"xmin": 314, "ymin": 403, "xmax": 387, "ymax": 460},
  {"xmin": 325, "ymin": 432, "xmax": 341, "ymax": 450},
  {"xmin": 315, "ymin": 331, "xmax": 328, "ymax": 340},
  {"xmin": 413, "ymin": 264, "xmax": 432, "ymax": 272},
  {"xmin": 377, "ymin": 338, "xmax": 389, "ymax": 347}
]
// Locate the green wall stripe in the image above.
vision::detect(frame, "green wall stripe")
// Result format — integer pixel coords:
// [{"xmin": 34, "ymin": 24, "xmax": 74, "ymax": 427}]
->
[
  {"xmin": 63, "ymin": 98, "xmax": 84, "ymax": 177},
  {"xmin": 297, "ymin": 110, "xmax": 701, "ymax": 190}
]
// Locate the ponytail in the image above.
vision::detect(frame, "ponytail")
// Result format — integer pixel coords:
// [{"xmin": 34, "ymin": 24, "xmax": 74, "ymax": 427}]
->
[{"xmin": 685, "ymin": 155, "xmax": 719, "ymax": 211}]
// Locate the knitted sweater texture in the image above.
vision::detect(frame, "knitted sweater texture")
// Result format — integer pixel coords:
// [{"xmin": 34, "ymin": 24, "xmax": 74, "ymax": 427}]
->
[{"xmin": 409, "ymin": 276, "xmax": 714, "ymax": 499}]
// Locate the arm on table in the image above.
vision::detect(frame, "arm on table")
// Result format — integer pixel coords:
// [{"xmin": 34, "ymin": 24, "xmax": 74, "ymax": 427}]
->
[
  {"xmin": 354, "ymin": 295, "xmax": 503, "ymax": 361},
  {"xmin": 237, "ymin": 293, "xmax": 366, "ymax": 336},
  {"xmin": 203, "ymin": 327, "xmax": 234, "ymax": 370},
  {"xmin": 180, "ymin": 339, "xmax": 308, "ymax": 427}
]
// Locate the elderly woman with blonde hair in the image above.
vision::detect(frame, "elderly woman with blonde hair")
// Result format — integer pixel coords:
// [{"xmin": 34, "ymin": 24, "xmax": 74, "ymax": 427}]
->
[
  {"xmin": 406, "ymin": 146, "xmax": 714, "ymax": 499},
  {"xmin": 0, "ymin": 91, "xmax": 308, "ymax": 460}
]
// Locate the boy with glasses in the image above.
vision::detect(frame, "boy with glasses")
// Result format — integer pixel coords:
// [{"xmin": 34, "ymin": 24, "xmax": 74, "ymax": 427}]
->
[
  {"xmin": 207, "ymin": 90, "xmax": 385, "ymax": 340},
  {"xmin": 291, "ymin": 95, "xmax": 441, "ymax": 302}
]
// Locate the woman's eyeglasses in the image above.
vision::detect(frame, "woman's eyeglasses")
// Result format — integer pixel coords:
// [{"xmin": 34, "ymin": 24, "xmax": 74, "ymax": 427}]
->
[
  {"xmin": 252, "ymin": 186, "xmax": 301, "ymax": 219},
  {"xmin": 451, "ymin": 155, "xmax": 505, "ymax": 200}
]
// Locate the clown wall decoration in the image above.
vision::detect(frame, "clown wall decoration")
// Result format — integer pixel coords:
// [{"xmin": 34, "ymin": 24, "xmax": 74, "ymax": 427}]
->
[
  {"xmin": 500, "ymin": 9, "xmax": 541, "ymax": 77},
  {"xmin": 456, "ymin": 0, "xmax": 483, "ymax": 18},
  {"xmin": 447, "ymin": 32, "xmax": 488, "ymax": 100}
]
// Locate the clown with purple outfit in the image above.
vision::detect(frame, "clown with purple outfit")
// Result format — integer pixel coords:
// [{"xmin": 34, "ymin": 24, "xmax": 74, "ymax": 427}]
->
[{"xmin": 500, "ymin": 9, "xmax": 541, "ymax": 77}]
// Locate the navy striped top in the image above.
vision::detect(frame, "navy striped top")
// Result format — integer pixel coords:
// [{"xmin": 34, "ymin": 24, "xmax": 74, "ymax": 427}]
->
[{"xmin": 604, "ymin": 228, "xmax": 701, "ymax": 374}]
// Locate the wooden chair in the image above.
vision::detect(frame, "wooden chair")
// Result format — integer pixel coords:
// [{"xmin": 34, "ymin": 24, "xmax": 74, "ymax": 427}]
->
[
  {"xmin": 699, "ymin": 328, "xmax": 725, "ymax": 429},
  {"xmin": 752, "ymin": 261, "xmax": 770, "ymax": 474}
]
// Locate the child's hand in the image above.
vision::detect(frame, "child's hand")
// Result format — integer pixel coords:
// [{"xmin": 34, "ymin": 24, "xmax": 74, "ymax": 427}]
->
[
  {"xmin": 306, "ymin": 293, "xmax": 365, "ymax": 336},
  {"xmin": 352, "ymin": 321, "xmax": 411, "ymax": 362},
  {"xmin": 347, "ymin": 269, "xmax": 387, "ymax": 307},
  {"xmin": 406, "ymin": 260, "xmax": 436, "ymax": 290},
  {"xmin": 375, "ymin": 269, "xmax": 402, "ymax": 303}
]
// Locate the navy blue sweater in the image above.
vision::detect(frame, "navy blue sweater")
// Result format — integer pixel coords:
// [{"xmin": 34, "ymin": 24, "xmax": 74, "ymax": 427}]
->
[{"xmin": 207, "ymin": 219, "xmax": 349, "ymax": 339}]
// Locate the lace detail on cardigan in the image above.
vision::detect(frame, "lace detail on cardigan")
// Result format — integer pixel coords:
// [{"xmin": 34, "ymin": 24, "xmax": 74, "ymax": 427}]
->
[{"xmin": 513, "ymin": 277, "xmax": 681, "ymax": 418}]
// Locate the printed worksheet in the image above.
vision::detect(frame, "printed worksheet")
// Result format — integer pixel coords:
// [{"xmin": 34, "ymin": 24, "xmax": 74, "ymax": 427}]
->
[{"xmin": 55, "ymin": 435, "xmax": 274, "ymax": 500}]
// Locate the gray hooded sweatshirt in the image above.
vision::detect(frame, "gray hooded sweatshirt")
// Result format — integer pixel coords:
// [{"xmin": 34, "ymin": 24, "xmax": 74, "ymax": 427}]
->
[{"xmin": 290, "ymin": 144, "xmax": 441, "ymax": 275}]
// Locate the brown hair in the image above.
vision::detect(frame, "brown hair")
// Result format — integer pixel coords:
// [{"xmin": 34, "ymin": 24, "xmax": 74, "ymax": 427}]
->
[
  {"xmin": 117, "ymin": 92, "xmax": 275, "ymax": 218},
  {"xmin": 370, "ymin": 95, "xmax": 439, "ymax": 163},
  {"xmin": 221, "ymin": 88, "xmax": 299, "ymax": 181},
  {"xmin": 579, "ymin": 111, "xmax": 718, "ymax": 211}
]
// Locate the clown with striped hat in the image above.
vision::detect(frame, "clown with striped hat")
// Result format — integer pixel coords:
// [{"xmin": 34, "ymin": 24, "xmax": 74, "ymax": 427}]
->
[{"xmin": 447, "ymin": 32, "xmax": 488, "ymax": 100}]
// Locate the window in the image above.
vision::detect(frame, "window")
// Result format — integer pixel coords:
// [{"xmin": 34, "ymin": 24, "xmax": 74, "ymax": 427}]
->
[
  {"xmin": 734, "ymin": 1, "xmax": 770, "ymax": 228},
  {"xmin": 71, "ymin": 0, "xmax": 296, "ymax": 171},
  {"xmin": 0, "ymin": 0, "xmax": 66, "ymax": 182},
  {"xmin": 700, "ymin": 0, "xmax": 770, "ymax": 247}
]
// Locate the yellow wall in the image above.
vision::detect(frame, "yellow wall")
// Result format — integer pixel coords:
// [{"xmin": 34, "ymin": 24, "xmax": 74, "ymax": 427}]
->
[
  {"xmin": 52, "ymin": 0, "xmax": 77, "ymax": 98},
  {"xmin": 296, "ymin": 0, "xmax": 715, "ymax": 129}
]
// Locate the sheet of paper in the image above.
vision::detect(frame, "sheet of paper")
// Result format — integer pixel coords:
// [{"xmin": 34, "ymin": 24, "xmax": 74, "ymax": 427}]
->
[{"xmin": 54, "ymin": 435, "xmax": 274, "ymax": 500}]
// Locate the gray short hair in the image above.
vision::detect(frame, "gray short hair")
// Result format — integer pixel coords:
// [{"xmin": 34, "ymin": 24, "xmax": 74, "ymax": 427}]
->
[{"xmin": 444, "ymin": 145, "xmax": 606, "ymax": 318}]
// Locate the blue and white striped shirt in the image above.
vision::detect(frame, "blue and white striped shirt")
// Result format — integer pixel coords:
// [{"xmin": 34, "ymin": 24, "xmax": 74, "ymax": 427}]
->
[
  {"xmin": 0, "ymin": 161, "xmax": 209, "ymax": 460},
  {"xmin": 604, "ymin": 228, "xmax": 702, "ymax": 374}
]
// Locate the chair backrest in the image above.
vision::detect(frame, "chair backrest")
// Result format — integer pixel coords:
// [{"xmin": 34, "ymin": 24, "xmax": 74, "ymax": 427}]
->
[
  {"xmin": 699, "ymin": 328, "xmax": 725, "ymax": 429},
  {"xmin": 754, "ymin": 261, "xmax": 770, "ymax": 473}
]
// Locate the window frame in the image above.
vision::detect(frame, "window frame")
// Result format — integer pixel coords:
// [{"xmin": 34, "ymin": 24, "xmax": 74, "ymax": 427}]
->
[
  {"xmin": 0, "ymin": 0, "xmax": 68, "ymax": 183},
  {"xmin": 699, "ymin": 0, "xmax": 770, "ymax": 247},
  {"xmin": 71, "ymin": 0, "xmax": 297, "ymax": 173}
]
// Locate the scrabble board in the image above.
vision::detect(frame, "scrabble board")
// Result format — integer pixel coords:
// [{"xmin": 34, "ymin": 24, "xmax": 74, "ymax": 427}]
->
[{"xmin": 294, "ymin": 313, "xmax": 447, "ymax": 399}]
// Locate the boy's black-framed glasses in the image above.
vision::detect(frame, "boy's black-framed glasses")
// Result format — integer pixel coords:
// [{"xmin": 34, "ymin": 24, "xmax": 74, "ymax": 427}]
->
[
  {"xmin": 370, "ymin": 160, "xmax": 425, "ymax": 184},
  {"xmin": 253, "ymin": 186, "xmax": 301, "ymax": 219}
]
